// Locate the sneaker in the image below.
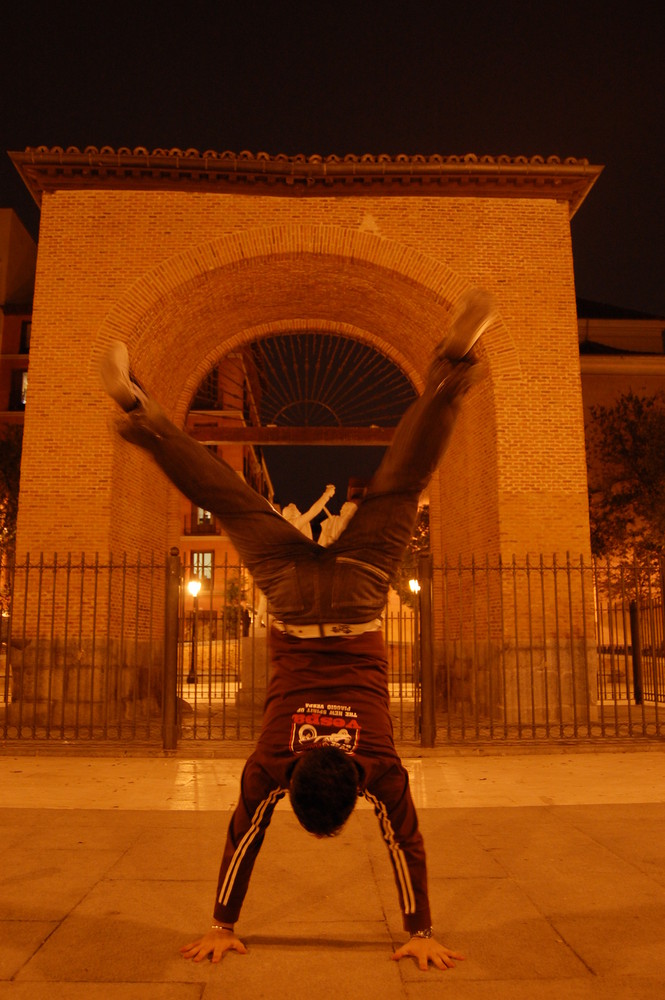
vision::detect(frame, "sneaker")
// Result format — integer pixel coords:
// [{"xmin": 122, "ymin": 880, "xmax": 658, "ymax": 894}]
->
[
  {"xmin": 430, "ymin": 355, "xmax": 487, "ymax": 398},
  {"xmin": 444, "ymin": 288, "xmax": 496, "ymax": 360},
  {"xmin": 100, "ymin": 341, "xmax": 147, "ymax": 411}
]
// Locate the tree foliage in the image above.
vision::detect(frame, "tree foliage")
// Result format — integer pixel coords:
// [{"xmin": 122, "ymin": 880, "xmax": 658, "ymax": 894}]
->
[
  {"xmin": 394, "ymin": 505, "xmax": 430, "ymax": 608},
  {"xmin": 586, "ymin": 390, "xmax": 665, "ymax": 560}
]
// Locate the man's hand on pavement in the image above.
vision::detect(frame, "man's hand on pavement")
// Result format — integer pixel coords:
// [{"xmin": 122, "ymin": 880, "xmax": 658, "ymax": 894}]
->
[
  {"xmin": 180, "ymin": 928, "xmax": 248, "ymax": 964},
  {"xmin": 391, "ymin": 934, "xmax": 465, "ymax": 971}
]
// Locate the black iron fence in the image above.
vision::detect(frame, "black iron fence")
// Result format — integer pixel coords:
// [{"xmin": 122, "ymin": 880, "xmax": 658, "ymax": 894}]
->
[
  {"xmin": 1, "ymin": 552, "xmax": 166, "ymax": 742},
  {"xmin": 1, "ymin": 551, "xmax": 663, "ymax": 747}
]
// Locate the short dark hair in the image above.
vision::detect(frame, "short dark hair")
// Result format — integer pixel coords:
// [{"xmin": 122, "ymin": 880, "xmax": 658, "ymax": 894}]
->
[{"xmin": 289, "ymin": 746, "xmax": 360, "ymax": 837}]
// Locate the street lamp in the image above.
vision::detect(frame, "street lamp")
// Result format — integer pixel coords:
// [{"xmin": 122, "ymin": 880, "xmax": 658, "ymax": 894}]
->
[
  {"xmin": 186, "ymin": 578, "xmax": 201, "ymax": 684},
  {"xmin": 409, "ymin": 578, "xmax": 421, "ymax": 724}
]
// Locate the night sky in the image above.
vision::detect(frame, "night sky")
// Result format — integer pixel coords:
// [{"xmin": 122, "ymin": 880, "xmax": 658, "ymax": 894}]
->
[
  {"xmin": 1, "ymin": 2, "xmax": 663, "ymax": 511},
  {"xmin": 2, "ymin": 2, "xmax": 662, "ymax": 316}
]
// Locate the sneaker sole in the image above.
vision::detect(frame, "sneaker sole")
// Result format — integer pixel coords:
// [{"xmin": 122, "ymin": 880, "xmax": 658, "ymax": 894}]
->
[
  {"xmin": 444, "ymin": 290, "xmax": 496, "ymax": 359},
  {"xmin": 100, "ymin": 341, "xmax": 139, "ymax": 411}
]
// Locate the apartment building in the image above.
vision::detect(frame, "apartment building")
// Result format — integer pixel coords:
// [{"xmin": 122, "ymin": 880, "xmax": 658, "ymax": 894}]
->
[
  {"xmin": 578, "ymin": 298, "xmax": 665, "ymax": 491},
  {"xmin": 0, "ymin": 210, "xmax": 35, "ymax": 429}
]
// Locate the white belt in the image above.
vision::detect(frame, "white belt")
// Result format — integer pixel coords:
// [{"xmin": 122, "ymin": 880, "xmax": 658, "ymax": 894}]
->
[{"xmin": 273, "ymin": 618, "xmax": 382, "ymax": 639}]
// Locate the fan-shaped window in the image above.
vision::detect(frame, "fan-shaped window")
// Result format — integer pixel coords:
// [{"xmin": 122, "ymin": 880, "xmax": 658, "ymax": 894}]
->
[{"xmin": 191, "ymin": 332, "xmax": 416, "ymax": 428}]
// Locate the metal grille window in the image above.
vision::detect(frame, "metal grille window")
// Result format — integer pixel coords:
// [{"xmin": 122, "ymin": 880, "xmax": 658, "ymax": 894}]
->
[{"xmin": 191, "ymin": 550, "xmax": 214, "ymax": 584}]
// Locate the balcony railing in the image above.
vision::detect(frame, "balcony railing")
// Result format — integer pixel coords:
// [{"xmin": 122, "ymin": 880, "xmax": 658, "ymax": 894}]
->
[{"xmin": 183, "ymin": 514, "xmax": 222, "ymax": 536}]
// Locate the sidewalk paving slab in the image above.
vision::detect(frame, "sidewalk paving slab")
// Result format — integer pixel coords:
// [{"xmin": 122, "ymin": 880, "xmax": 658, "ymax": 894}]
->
[{"xmin": 1, "ymin": 750, "xmax": 664, "ymax": 999}]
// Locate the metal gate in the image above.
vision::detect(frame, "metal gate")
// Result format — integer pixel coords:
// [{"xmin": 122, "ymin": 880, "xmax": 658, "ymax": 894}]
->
[
  {"xmin": 2, "ymin": 551, "xmax": 665, "ymax": 746},
  {"xmin": 173, "ymin": 553, "xmax": 421, "ymax": 743}
]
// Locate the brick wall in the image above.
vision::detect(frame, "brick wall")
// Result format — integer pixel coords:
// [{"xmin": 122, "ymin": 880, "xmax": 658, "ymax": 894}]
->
[{"xmin": 16, "ymin": 187, "xmax": 591, "ymax": 567}]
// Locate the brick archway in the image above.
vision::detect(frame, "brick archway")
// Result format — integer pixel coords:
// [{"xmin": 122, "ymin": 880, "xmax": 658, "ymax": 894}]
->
[
  {"xmin": 88, "ymin": 225, "xmax": 515, "ymax": 561},
  {"xmin": 10, "ymin": 150, "xmax": 601, "ymax": 733},
  {"xmin": 93, "ymin": 224, "xmax": 519, "ymax": 418},
  {"xmin": 15, "ymin": 176, "xmax": 593, "ymax": 567}
]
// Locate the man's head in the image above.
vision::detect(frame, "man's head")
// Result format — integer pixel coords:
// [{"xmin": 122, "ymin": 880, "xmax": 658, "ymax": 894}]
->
[{"xmin": 289, "ymin": 746, "xmax": 360, "ymax": 837}]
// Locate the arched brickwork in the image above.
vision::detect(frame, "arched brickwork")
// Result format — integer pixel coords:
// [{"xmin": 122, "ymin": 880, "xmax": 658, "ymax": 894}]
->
[
  {"xmin": 94, "ymin": 225, "xmax": 519, "ymax": 411},
  {"xmin": 89, "ymin": 226, "xmax": 518, "ymax": 562},
  {"xmin": 16, "ymin": 193, "xmax": 592, "ymax": 567}
]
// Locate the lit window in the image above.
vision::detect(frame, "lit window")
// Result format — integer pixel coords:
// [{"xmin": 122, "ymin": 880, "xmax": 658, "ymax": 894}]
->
[
  {"xmin": 191, "ymin": 550, "xmax": 214, "ymax": 584},
  {"xmin": 196, "ymin": 507, "xmax": 213, "ymax": 526},
  {"xmin": 9, "ymin": 369, "xmax": 27, "ymax": 410}
]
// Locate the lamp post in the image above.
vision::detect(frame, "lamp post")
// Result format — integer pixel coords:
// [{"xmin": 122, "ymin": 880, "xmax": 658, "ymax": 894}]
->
[
  {"xmin": 409, "ymin": 578, "xmax": 421, "ymax": 725},
  {"xmin": 416, "ymin": 552, "xmax": 435, "ymax": 748},
  {"xmin": 186, "ymin": 577, "xmax": 201, "ymax": 684}
]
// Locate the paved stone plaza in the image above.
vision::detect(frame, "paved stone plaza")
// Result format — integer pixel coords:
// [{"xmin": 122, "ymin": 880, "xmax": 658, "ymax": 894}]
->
[{"xmin": 1, "ymin": 749, "xmax": 664, "ymax": 999}]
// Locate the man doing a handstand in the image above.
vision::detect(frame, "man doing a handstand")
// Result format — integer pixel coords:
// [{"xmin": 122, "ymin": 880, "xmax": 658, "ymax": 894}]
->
[{"xmin": 101, "ymin": 288, "xmax": 495, "ymax": 971}]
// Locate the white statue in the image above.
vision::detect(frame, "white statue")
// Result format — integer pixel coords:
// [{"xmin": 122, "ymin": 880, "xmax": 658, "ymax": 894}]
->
[
  {"xmin": 255, "ymin": 484, "xmax": 337, "ymax": 623},
  {"xmin": 318, "ymin": 500, "xmax": 358, "ymax": 547},
  {"xmin": 281, "ymin": 484, "xmax": 336, "ymax": 539}
]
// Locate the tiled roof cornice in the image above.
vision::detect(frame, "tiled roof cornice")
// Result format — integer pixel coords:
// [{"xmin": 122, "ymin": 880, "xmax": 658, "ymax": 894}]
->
[{"xmin": 10, "ymin": 146, "xmax": 603, "ymax": 217}]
